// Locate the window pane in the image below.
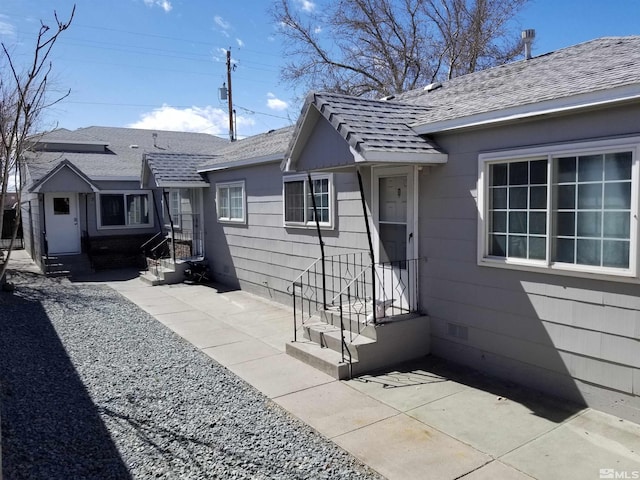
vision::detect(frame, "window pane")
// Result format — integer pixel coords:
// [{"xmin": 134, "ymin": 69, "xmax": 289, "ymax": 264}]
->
[
  {"xmin": 603, "ymin": 240, "xmax": 629, "ymax": 268},
  {"xmin": 509, "ymin": 187, "xmax": 527, "ymax": 209},
  {"xmin": 604, "ymin": 182, "xmax": 631, "ymax": 209},
  {"xmin": 230, "ymin": 186, "xmax": 244, "ymax": 219},
  {"xmin": 530, "ymin": 186, "xmax": 547, "ymax": 209},
  {"xmin": 576, "ymin": 239, "xmax": 601, "ymax": 266},
  {"xmin": 577, "ymin": 211, "xmax": 601, "ymax": 237},
  {"xmin": 604, "ymin": 152, "xmax": 632, "ymax": 181},
  {"xmin": 603, "ymin": 212, "xmax": 630, "ymax": 239},
  {"xmin": 556, "ymin": 211, "xmax": 575, "ymax": 236},
  {"xmin": 284, "ymin": 181, "xmax": 304, "ymax": 223},
  {"xmin": 218, "ymin": 187, "xmax": 230, "ymax": 218},
  {"xmin": 53, "ymin": 197, "xmax": 70, "ymax": 215},
  {"xmin": 577, "ymin": 183, "xmax": 602, "ymax": 209},
  {"xmin": 490, "ymin": 235, "xmax": 506, "ymax": 256},
  {"xmin": 508, "ymin": 235, "xmax": 527, "ymax": 258},
  {"xmin": 127, "ymin": 194, "xmax": 149, "ymax": 225},
  {"xmin": 490, "ymin": 164, "xmax": 507, "ymax": 186},
  {"xmin": 508, "ymin": 211, "xmax": 527, "ymax": 234},
  {"xmin": 491, "ymin": 211, "xmax": 507, "ymax": 233},
  {"xmin": 530, "ymin": 160, "xmax": 547, "ymax": 185},
  {"xmin": 556, "ymin": 185, "xmax": 575, "ymax": 209},
  {"xmin": 101, "ymin": 194, "xmax": 125, "ymax": 226},
  {"xmin": 529, "ymin": 237, "xmax": 546, "ymax": 260},
  {"xmin": 509, "ymin": 162, "xmax": 528, "ymax": 185},
  {"xmin": 490, "ymin": 188, "xmax": 507, "ymax": 209},
  {"xmin": 556, "ymin": 157, "xmax": 576, "ymax": 183},
  {"xmin": 529, "ymin": 212, "xmax": 546, "ymax": 235},
  {"xmin": 555, "ymin": 238, "xmax": 574, "ymax": 263},
  {"xmin": 578, "ymin": 155, "xmax": 603, "ymax": 182},
  {"xmin": 308, "ymin": 178, "xmax": 329, "ymax": 223}
]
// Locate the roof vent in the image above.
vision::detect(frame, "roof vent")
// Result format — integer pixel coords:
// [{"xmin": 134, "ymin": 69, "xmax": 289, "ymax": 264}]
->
[
  {"xmin": 380, "ymin": 95, "xmax": 396, "ymax": 101},
  {"xmin": 522, "ymin": 29, "xmax": 535, "ymax": 60},
  {"xmin": 424, "ymin": 82, "xmax": 442, "ymax": 92},
  {"xmin": 129, "ymin": 144, "xmax": 139, "ymax": 149}
]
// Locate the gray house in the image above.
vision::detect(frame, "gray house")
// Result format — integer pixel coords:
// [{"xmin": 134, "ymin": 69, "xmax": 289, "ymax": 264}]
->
[
  {"xmin": 21, "ymin": 126, "xmax": 226, "ymax": 273},
  {"xmin": 194, "ymin": 36, "xmax": 640, "ymax": 423}
]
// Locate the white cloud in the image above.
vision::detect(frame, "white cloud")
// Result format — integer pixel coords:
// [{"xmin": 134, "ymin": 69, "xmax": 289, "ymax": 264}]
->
[
  {"xmin": 143, "ymin": 0, "xmax": 173, "ymax": 12},
  {"xmin": 236, "ymin": 38, "xmax": 244, "ymax": 48},
  {"xmin": 297, "ymin": 0, "xmax": 316, "ymax": 12},
  {"xmin": 214, "ymin": 15, "xmax": 231, "ymax": 30},
  {"xmin": 314, "ymin": 26, "xmax": 322, "ymax": 34},
  {"xmin": 266, "ymin": 93, "xmax": 289, "ymax": 111},
  {"xmin": 0, "ymin": 15, "xmax": 15, "ymax": 37},
  {"xmin": 127, "ymin": 104, "xmax": 255, "ymax": 135}
]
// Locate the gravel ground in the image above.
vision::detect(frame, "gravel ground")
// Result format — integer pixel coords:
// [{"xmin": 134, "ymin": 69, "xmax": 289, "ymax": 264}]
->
[{"xmin": 0, "ymin": 270, "xmax": 384, "ymax": 479}]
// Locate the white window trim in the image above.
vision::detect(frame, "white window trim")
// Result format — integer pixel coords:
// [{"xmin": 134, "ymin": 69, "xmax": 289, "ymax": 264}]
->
[
  {"xmin": 283, "ymin": 173, "xmax": 335, "ymax": 229},
  {"xmin": 96, "ymin": 190, "xmax": 154, "ymax": 230},
  {"xmin": 477, "ymin": 136, "xmax": 640, "ymax": 282},
  {"xmin": 216, "ymin": 180, "xmax": 246, "ymax": 224}
]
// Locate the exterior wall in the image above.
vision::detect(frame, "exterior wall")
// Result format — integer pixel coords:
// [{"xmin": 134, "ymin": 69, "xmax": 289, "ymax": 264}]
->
[
  {"xmin": 203, "ymin": 161, "xmax": 371, "ymax": 304},
  {"xmin": 37, "ymin": 167, "xmax": 94, "ymax": 193},
  {"xmin": 420, "ymin": 103, "xmax": 640, "ymax": 422},
  {"xmin": 20, "ymin": 194, "xmax": 43, "ymax": 269}
]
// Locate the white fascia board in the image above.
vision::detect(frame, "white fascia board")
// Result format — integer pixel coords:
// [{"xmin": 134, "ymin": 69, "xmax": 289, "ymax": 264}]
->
[
  {"xmin": 197, "ymin": 155, "xmax": 281, "ymax": 173},
  {"xmin": 360, "ymin": 150, "xmax": 448, "ymax": 164},
  {"xmin": 156, "ymin": 182, "xmax": 209, "ymax": 188},
  {"xmin": 413, "ymin": 84, "xmax": 640, "ymax": 135}
]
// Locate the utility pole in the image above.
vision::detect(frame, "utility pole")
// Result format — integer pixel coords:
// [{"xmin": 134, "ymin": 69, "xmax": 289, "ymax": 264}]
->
[{"xmin": 226, "ymin": 48, "xmax": 235, "ymax": 142}]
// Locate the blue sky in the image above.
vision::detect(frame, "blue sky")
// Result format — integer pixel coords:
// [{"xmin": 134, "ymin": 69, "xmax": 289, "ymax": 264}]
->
[{"xmin": 0, "ymin": 0, "xmax": 638, "ymax": 139}]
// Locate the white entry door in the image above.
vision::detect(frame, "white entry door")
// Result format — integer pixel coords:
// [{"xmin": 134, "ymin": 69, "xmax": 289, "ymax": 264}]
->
[
  {"xmin": 373, "ymin": 167, "xmax": 418, "ymax": 315},
  {"xmin": 44, "ymin": 193, "xmax": 81, "ymax": 255}
]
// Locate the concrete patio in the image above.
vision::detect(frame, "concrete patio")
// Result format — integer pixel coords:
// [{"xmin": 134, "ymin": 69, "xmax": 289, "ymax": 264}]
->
[{"xmin": 7, "ymin": 249, "xmax": 640, "ymax": 480}]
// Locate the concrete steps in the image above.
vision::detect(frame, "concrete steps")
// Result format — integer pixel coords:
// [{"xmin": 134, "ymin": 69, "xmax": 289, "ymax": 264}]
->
[
  {"xmin": 286, "ymin": 310, "xmax": 430, "ymax": 380},
  {"xmin": 139, "ymin": 257, "xmax": 195, "ymax": 285}
]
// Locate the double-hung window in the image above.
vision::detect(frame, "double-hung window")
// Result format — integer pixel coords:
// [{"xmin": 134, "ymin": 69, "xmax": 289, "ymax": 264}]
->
[
  {"xmin": 283, "ymin": 173, "xmax": 333, "ymax": 228},
  {"xmin": 216, "ymin": 181, "xmax": 246, "ymax": 224},
  {"xmin": 479, "ymin": 138, "xmax": 638, "ymax": 278},
  {"xmin": 98, "ymin": 191, "xmax": 152, "ymax": 229}
]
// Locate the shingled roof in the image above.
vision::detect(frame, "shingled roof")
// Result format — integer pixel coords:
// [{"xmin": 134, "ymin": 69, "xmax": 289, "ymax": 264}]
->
[
  {"xmin": 25, "ymin": 126, "xmax": 227, "ymax": 185},
  {"xmin": 284, "ymin": 92, "xmax": 447, "ymax": 170},
  {"xmin": 143, "ymin": 153, "xmax": 218, "ymax": 187},
  {"xmin": 198, "ymin": 126, "xmax": 295, "ymax": 172},
  {"xmin": 396, "ymin": 36, "xmax": 640, "ymax": 132}
]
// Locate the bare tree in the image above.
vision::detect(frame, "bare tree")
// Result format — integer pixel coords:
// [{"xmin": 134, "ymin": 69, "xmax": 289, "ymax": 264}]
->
[
  {"xmin": 272, "ymin": 0, "xmax": 528, "ymax": 97},
  {"xmin": 0, "ymin": 6, "xmax": 75, "ymax": 286}
]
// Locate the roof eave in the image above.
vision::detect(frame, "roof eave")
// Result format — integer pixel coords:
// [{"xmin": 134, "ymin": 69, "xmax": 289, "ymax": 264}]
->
[
  {"xmin": 413, "ymin": 84, "xmax": 640, "ymax": 135},
  {"xmin": 199, "ymin": 154, "xmax": 282, "ymax": 173},
  {"xmin": 359, "ymin": 150, "xmax": 448, "ymax": 164},
  {"xmin": 155, "ymin": 181, "xmax": 210, "ymax": 188}
]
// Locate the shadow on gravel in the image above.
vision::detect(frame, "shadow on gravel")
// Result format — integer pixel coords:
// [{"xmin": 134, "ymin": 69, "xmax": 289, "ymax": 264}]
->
[{"xmin": 0, "ymin": 272, "xmax": 132, "ymax": 480}]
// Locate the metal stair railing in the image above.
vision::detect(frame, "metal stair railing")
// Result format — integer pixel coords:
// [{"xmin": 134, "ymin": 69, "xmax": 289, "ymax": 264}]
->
[
  {"xmin": 288, "ymin": 251, "xmax": 368, "ymax": 342},
  {"xmin": 331, "ymin": 257, "xmax": 422, "ymax": 364}
]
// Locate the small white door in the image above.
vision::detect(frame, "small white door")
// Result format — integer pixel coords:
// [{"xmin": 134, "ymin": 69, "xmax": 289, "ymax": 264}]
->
[
  {"xmin": 44, "ymin": 193, "xmax": 81, "ymax": 255},
  {"xmin": 373, "ymin": 167, "xmax": 418, "ymax": 315}
]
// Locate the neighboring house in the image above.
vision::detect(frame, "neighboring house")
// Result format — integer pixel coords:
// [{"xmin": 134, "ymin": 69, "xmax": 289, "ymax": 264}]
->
[
  {"xmin": 193, "ymin": 36, "xmax": 640, "ymax": 423},
  {"xmin": 21, "ymin": 126, "xmax": 227, "ymax": 273}
]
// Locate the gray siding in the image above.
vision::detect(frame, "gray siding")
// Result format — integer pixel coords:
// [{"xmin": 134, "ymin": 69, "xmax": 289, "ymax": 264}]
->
[
  {"xmin": 420, "ymin": 103, "xmax": 640, "ymax": 422},
  {"xmin": 203, "ymin": 161, "xmax": 370, "ymax": 303}
]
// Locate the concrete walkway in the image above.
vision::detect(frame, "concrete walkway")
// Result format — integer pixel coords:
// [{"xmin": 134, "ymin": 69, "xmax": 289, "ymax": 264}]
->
[{"xmin": 7, "ymin": 250, "xmax": 640, "ymax": 480}]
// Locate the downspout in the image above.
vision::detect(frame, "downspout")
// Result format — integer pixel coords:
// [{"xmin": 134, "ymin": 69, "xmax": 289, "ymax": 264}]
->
[
  {"xmin": 356, "ymin": 168, "xmax": 376, "ymax": 323},
  {"xmin": 307, "ymin": 173, "xmax": 326, "ymax": 310}
]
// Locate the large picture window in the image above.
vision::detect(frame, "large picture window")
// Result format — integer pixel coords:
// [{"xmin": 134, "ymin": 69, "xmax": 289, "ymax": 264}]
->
[
  {"xmin": 98, "ymin": 191, "xmax": 152, "ymax": 229},
  {"xmin": 479, "ymin": 138, "xmax": 638, "ymax": 278},
  {"xmin": 216, "ymin": 181, "xmax": 245, "ymax": 224},
  {"xmin": 283, "ymin": 174, "xmax": 333, "ymax": 228}
]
